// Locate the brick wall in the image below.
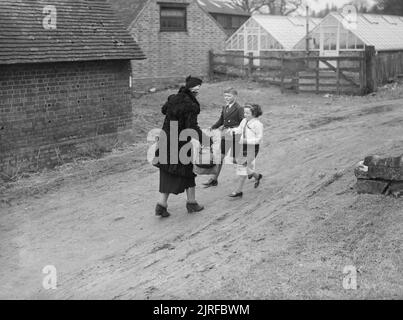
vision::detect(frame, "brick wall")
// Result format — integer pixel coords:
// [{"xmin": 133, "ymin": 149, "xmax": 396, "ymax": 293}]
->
[
  {"xmin": 129, "ymin": 0, "xmax": 227, "ymax": 90},
  {"xmin": 0, "ymin": 60, "xmax": 132, "ymax": 178}
]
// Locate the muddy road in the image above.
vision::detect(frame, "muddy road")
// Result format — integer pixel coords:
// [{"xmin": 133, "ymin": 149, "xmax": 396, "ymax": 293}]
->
[{"xmin": 1, "ymin": 81, "xmax": 402, "ymax": 299}]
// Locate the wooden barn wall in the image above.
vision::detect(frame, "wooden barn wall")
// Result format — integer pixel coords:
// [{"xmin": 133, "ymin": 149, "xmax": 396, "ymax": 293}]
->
[{"xmin": 376, "ymin": 50, "xmax": 403, "ymax": 84}]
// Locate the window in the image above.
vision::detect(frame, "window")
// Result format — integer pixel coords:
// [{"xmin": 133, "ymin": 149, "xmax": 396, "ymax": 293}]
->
[
  {"xmin": 339, "ymin": 32, "xmax": 348, "ymax": 50},
  {"xmin": 312, "ymin": 33, "xmax": 320, "ymax": 50},
  {"xmin": 323, "ymin": 32, "xmax": 337, "ymax": 51},
  {"xmin": 348, "ymin": 33, "xmax": 356, "ymax": 49},
  {"xmin": 238, "ymin": 34, "xmax": 244, "ymax": 49},
  {"xmin": 232, "ymin": 16, "xmax": 244, "ymax": 29},
  {"xmin": 247, "ymin": 35, "xmax": 258, "ymax": 51},
  {"xmin": 159, "ymin": 3, "xmax": 187, "ymax": 31},
  {"xmin": 216, "ymin": 15, "xmax": 231, "ymax": 29}
]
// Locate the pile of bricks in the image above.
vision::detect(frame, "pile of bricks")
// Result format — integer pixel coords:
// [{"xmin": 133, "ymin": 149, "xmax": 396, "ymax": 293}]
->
[{"xmin": 355, "ymin": 155, "xmax": 403, "ymax": 197}]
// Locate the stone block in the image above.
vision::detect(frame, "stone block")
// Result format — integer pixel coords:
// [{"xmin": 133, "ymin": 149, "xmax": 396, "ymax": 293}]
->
[
  {"xmin": 363, "ymin": 155, "xmax": 382, "ymax": 166},
  {"xmin": 386, "ymin": 181, "xmax": 403, "ymax": 198},
  {"xmin": 355, "ymin": 179, "xmax": 390, "ymax": 195},
  {"xmin": 354, "ymin": 161, "xmax": 369, "ymax": 179},
  {"xmin": 368, "ymin": 166, "xmax": 403, "ymax": 181},
  {"xmin": 364, "ymin": 155, "xmax": 403, "ymax": 168},
  {"xmin": 363, "ymin": 155, "xmax": 403, "ymax": 181}
]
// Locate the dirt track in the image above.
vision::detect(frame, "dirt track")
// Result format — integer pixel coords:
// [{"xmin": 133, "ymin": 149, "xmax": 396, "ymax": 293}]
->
[{"xmin": 1, "ymin": 81, "xmax": 402, "ymax": 299}]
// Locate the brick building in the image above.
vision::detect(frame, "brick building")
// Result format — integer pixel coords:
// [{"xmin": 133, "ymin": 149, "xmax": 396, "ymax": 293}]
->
[
  {"xmin": 108, "ymin": 0, "xmax": 228, "ymax": 90},
  {"xmin": 196, "ymin": 0, "xmax": 250, "ymax": 36},
  {"xmin": 0, "ymin": 0, "xmax": 145, "ymax": 179}
]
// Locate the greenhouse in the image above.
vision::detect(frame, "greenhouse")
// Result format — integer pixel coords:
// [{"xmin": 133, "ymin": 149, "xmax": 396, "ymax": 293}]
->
[
  {"xmin": 295, "ymin": 12, "xmax": 403, "ymax": 54},
  {"xmin": 225, "ymin": 15, "xmax": 321, "ymax": 56}
]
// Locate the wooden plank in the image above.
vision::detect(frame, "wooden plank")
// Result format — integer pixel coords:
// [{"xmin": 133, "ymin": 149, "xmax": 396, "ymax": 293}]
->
[
  {"xmin": 284, "ymin": 56, "xmax": 364, "ymax": 62},
  {"xmin": 302, "ymin": 67, "xmax": 361, "ymax": 72},
  {"xmin": 253, "ymin": 56, "xmax": 283, "ymax": 61},
  {"xmin": 360, "ymin": 53, "xmax": 364, "ymax": 94},
  {"xmin": 214, "ymin": 53, "xmax": 250, "ymax": 59},
  {"xmin": 319, "ymin": 58, "xmax": 359, "ymax": 87},
  {"xmin": 253, "ymin": 65, "xmax": 282, "ymax": 72},
  {"xmin": 315, "ymin": 58, "xmax": 320, "ymax": 94},
  {"xmin": 299, "ymin": 89, "xmax": 362, "ymax": 94},
  {"xmin": 212, "ymin": 69, "xmax": 245, "ymax": 77},
  {"xmin": 295, "ymin": 74, "xmax": 300, "ymax": 94},
  {"xmin": 280, "ymin": 53, "xmax": 285, "ymax": 94},
  {"xmin": 336, "ymin": 59, "xmax": 340, "ymax": 95},
  {"xmin": 248, "ymin": 52, "xmax": 253, "ymax": 77},
  {"xmin": 215, "ymin": 54, "xmax": 283, "ymax": 61},
  {"xmin": 365, "ymin": 46, "xmax": 377, "ymax": 93},
  {"xmin": 299, "ymin": 74, "xmax": 337, "ymax": 79},
  {"xmin": 213, "ymin": 61, "xmax": 245, "ymax": 68},
  {"xmin": 298, "ymin": 83, "xmax": 356, "ymax": 87}
]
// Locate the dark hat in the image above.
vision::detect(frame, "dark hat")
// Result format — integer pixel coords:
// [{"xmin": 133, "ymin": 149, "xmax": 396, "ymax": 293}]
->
[{"xmin": 185, "ymin": 75, "xmax": 202, "ymax": 89}]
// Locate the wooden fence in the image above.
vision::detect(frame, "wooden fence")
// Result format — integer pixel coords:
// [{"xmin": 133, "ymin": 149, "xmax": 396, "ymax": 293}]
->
[
  {"xmin": 376, "ymin": 50, "xmax": 403, "ymax": 86},
  {"xmin": 209, "ymin": 46, "xmax": 383, "ymax": 96}
]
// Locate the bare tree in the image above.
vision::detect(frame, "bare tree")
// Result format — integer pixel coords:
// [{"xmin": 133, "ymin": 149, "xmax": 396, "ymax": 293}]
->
[
  {"xmin": 229, "ymin": 0, "xmax": 303, "ymax": 15},
  {"xmin": 277, "ymin": 0, "xmax": 304, "ymax": 15},
  {"xmin": 375, "ymin": 0, "xmax": 403, "ymax": 15},
  {"xmin": 229, "ymin": 0, "xmax": 266, "ymax": 13},
  {"xmin": 348, "ymin": 0, "xmax": 372, "ymax": 11}
]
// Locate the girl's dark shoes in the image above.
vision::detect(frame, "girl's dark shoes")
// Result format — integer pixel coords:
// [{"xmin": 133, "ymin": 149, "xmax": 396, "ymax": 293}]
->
[
  {"xmin": 155, "ymin": 204, "xmax": 170, "ymax": 218},
  {"xmin": 254, "ymin": 174, "xmax": 263, "ymax": 188},
  {"xmin": 229, "ymin": 192, "xmax": 243, "ymax": 198},
  {"xmin": 186, "ymin": 202, "xmax": 204, "ymax": 213}
]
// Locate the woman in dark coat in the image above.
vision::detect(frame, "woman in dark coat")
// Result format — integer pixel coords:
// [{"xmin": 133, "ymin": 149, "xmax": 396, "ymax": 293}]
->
[{"xmin": 154, "ymin": 76, "xmax": 210, "ymax": 218}]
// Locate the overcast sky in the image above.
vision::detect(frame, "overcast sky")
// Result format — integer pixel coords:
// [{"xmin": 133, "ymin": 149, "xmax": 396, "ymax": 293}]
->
[{"xmin": 307, "ymin": 0, "xmax": 375, "ymax": 11}]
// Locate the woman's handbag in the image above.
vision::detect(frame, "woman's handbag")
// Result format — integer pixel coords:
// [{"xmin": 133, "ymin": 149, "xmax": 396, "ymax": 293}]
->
[
  {"xmin": 194, "ymin": 146, "xmax": 215, "ymax": 168},
  {"xmin": 193, "ymin": 146, "xmax": 218, "ymax": 175}
]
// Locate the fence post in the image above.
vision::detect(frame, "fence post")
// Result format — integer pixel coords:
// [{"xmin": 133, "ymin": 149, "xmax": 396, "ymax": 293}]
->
[
  {"xmin": 208, "ymin": 50, "xmax": 214, "ymax": 80},
  {"xmin": 247, "ymin": 52, "xmax": 254, "ymax": 78},
  {"xmin": 316, "ymin": 57, "xmax": 320, "ymax": 94},
  {"xmin": 359, "ymin": 53, "xmax": 364, "ymax": 95},
  {"xmin": 336, "ymin": 59, "xmax": 340, "ymax": 95},
  {"xmin": 365, "ymin": 45, "xmax": 377, "ymax": 94},
  {"xmin": 280, "ymin": 52, "xmax": 285, "ymax": 94}
]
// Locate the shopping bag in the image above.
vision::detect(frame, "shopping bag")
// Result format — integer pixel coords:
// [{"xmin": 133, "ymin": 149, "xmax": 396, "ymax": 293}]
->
[
  {"xmin": 194, "ymin": 146, "xmax": 215, "ymax": 168},
  {"xmin": 193, "ymin": 164, "xmax": 219, "ymax": 175}
]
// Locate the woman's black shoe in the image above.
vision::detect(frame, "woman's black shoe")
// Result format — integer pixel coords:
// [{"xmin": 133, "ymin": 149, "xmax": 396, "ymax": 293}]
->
[
  {"xmin": 155, "ymin": 204, "xmax": 170, "ymax": 218},
  {"xmin": 248, "ymin": 174, "xmax": 253, "ymax": 180},
  {"xmin": 203, "ymin": 179, "xmax": 218, "ymax": 188},
  {"xmin": 254, "ymin": 174, "xmax": 263, "ymax": 188},
  {"xmin": 229, "ymin": 192, "xmax": 243, "ymax": 198},
  {"xmin": 186, "ymin": 202, "xmax": 204, "ymax": 213}
]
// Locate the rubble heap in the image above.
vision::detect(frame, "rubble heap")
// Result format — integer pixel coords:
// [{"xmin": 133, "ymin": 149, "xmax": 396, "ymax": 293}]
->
[{"xmin": 355, "ymin": 155, "xmax": 403, "ymax": 198}]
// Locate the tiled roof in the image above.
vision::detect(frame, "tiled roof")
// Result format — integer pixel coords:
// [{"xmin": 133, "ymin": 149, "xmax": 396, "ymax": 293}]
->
[
  {"xmin": 330, "ymin": 12, "xmax": 403, "ymax": 51},
  {"xmin": 0, "ymin": 0, "xmax": 146, "ymax": 65},
  {"xmin": 197, "ymin": 0, "xmax": 250, "ymax": 16},
  {"xmin": 107, "ymin": 0, "xmax": 149, "ymax": 28},
  {"xmin": 252, "ymin": 15, "xmax": 321, "ymax": 50}
]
